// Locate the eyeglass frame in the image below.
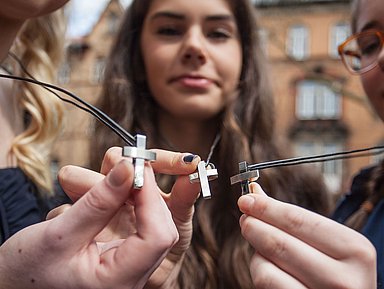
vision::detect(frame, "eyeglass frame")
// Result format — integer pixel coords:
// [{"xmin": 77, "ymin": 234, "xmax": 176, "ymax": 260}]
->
[{"xmin": 338, "ymin": 29, "xmax": 384, "ymax": 75}]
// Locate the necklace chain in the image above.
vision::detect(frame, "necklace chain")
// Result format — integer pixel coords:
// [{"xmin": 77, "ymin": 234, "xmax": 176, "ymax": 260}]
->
[{"xmin": 160, "ymin": 132, "xmax": 221, "ymax": 163}]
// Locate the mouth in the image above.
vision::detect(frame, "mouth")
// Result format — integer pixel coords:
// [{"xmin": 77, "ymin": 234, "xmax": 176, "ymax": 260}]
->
[{"xmin": 169, "ymin": 75, "xmax": 219, "ymax": 89}]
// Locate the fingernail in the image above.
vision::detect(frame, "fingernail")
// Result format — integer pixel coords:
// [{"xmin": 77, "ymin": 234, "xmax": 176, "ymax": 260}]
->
[
  {"xmin": 183, "ymin": 154, "xmax": 197, "ymax": 163},
  {"xmin": 107, "ymin": 160, "xmax": 129, "ymax": 187},
  {"xmin": 238, "ymin": 194, "xmax": 255, "ymax": 212},
  {"xmin": 239, "ymin": 214, "xmax": 248, "ymax": 225}
]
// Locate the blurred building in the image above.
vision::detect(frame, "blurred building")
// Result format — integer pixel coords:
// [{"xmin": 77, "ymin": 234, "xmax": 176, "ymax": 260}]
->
[{"xmin": 55, "ymin": 0, "xmax": 384, "ymax": 195}]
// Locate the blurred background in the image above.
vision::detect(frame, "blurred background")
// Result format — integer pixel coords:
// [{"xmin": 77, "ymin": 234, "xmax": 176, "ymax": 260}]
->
[{"xmin": 53, "ymin": 0, "xmax": 384, "ymax": 198}]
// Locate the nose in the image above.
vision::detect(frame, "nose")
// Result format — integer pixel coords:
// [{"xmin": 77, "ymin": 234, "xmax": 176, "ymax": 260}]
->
[{"xmin": 181, "ymin": 29, "xmax": 207, "ymax": 66}]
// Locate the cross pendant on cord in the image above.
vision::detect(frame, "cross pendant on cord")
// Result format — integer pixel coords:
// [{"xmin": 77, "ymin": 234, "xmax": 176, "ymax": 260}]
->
[
  {"xmin": 189, "ymin": 161, "xmax": 218, "ymax": 199},
  {"xmin": 122, "ymin": 134, "xmax": 157, "ymax": 189},
  {"xmin": 230, "ymin": 161, "xmax": 260, "ymax": 195}
]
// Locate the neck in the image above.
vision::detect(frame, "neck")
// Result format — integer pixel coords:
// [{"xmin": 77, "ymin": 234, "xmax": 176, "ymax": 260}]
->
[{"xmin": 157, "ymin": 112, "xmax": 220, "ymax": 160}]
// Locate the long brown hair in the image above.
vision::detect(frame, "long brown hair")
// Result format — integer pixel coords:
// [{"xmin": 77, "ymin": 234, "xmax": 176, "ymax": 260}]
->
[{"xmin": 90, "ymin": 0, "xmax": 330, "ymax": 288}]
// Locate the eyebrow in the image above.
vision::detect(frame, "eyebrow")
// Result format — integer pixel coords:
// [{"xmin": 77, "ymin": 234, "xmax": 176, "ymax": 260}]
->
[{"xmin": 149, "ymin": 11, "xmax": 235, "ymax": 23}]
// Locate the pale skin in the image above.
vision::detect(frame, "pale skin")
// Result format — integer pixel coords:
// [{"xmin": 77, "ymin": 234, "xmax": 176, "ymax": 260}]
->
[
  {"xmin": 0, "ymin": 0, "xmax": 377, "ymax": 288},
  {"xmin": 355, "ymin": 0, "xmax": 384, "ymax": 122},
  {"xmin": 0, "ymin": 0, "xmax": 69, "ymax": 61},
  {"xmin": 0, "ymin": 148, "xmax": 201, "ymax": 289},
  {"xmin": 236, "ymin": 0, "xmax": 381, "ymax": 287},
  {"xmin": 55, "ymin": 147, "xmax": 202, "ymax": 289},
  {"xmin": 140, "ymin": 0, "xmax": 242, "ymax": 158},
  {"xmin": 238, "ymin": 184, "xmax": 376, "ymax": 289},
  {"xmin": 0, "ymin": 1, "xmax": 202, "ymax": 288},
  {"xmin": 96, "ymin": 0, "xmax": 376, "ymax": 287}
]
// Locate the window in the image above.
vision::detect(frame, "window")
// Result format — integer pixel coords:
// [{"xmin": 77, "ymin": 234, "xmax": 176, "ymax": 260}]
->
[
  {"xmin": 287, "ymin": 25, "xmax": 309, "ymax": 60},
  {"xmin": 91, "ymin": 57, "xmax": 106, "ymax": 84},
  {"xmin": 107, "ymin": 12, "xmax": 120, "ymax": 35},
  {"xmin": 296, "ymin": 80, "xmax": 341, "ymax": 120},
  {"xmin": 57, "ymin": 62, "xmax": 71, "ymax": 84},
  {"xmin": 295, "ymin": 140, "xmax": 343, "ymax": 193},
  {"xmin": 258, "ymin": 28, "xmax": 269, "ymax": 56},
  {"xmin": 330, "ymin": 22, "xmax": 350, "ymax": 58}
]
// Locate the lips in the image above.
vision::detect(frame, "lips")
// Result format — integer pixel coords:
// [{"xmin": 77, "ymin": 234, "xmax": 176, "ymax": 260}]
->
[{"xmin": 170, "ymin": 74, "xmax": 218, "ymax": 89}]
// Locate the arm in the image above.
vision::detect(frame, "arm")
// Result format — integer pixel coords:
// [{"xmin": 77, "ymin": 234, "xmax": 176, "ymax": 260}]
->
[{"xmin": 238, "ymin": 183, "xmax": 376, "ymax": 289}]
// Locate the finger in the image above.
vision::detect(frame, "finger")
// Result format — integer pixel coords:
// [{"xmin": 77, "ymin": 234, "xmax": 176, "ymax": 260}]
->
[
  {"xmin": 46, "ymin": 204, "xmax": 72, "ymax": 220},
  {"xmin": 58, "ymin": 165, "xmax": 104, "ymax": 202},
  {"xmin": 164, "ymin": 174, "xmax": 201, "ymax": 259},
  {"xmin": 150, "ymin": 149, "xmax": 200, "ymax": 175},
  {"xmin": 168, "ymin": 175, "xmax": 200, "ymax": 222},
  {"xmin": 249, "ymin": 253, "xmax": 308, "ymax": 289},
  {"xmin": 240, "ymin": 214, "xmax": 341, "ymax": 289},
  {"xmin": 104, "ymin": 163, "xmax": 178, "ymax": 281},
  {"xmin": 49, "ymin": 159, "xmax": 135, "ymax": 248},
  {"xmin": 100, "ymin": 148, "xmax": 200, "ymax": 176},
  {"xmin": 100, "ymin": 147, "xmax": 125, "ymax": 175},
  {"xmin": 249, "ymin": 182, "xmax": 267, "ymax": 195},
  {"xmin": 237, "ymin": 190, "xmax": 370, "ymax": 259}
]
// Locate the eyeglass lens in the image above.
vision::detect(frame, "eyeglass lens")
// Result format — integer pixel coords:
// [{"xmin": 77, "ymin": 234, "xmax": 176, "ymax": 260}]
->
[{"xmin": 341, "ymin": 32, "xmax": 383, "ymax": 73}]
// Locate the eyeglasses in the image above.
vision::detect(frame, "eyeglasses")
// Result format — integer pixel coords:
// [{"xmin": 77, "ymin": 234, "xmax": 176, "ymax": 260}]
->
[{"xmin": 338, "ymin": 29, "xmax": 384, "ymax": 74}]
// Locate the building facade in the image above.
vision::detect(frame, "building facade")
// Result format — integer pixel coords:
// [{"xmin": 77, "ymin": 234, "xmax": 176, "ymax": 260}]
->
[{"xmin": 55, "ymin": 0, "xmax": 384, "ymax": 195}]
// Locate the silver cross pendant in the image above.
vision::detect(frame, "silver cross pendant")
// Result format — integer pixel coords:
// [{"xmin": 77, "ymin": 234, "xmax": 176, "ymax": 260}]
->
[
  {"xmin": 230, "ymin": 161, "xmax": 260, "ymax": 195},
  {"xmin": 122, "ymin": 134, "xmax": 157, "ymax": 189},
  {"xmin": 189, "ymin": 161, "xmax": 218, "ymax": 199}
]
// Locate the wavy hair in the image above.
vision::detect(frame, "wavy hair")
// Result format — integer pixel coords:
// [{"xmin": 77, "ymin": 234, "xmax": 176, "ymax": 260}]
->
[
  {"xmin": 91, "ymin": 0, "xmax": 330, "ymax": 288},
  {"xmin": 9, "ymin": 10, "xmax": 65, "ymax": 196}
]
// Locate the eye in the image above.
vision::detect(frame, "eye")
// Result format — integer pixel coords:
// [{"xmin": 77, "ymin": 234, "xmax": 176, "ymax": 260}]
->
[
  {"xmin": 358, "ymin": 35, "xmax": 381, "ymax": 57},
  {"xmin": 207, "ymin": 28, "xmax": 232, "ymax": 40},
  {"xmin": 156, "ymin": 26, "xmax": 182, "ymax": 37}
]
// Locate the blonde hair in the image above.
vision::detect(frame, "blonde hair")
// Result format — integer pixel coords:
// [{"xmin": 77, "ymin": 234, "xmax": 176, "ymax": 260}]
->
[{"xmin": 9, "ymin": 10, "xmax": 66, "ymax": 196}]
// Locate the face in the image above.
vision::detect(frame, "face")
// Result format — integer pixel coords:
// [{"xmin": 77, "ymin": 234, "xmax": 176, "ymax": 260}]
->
[
  {"xmin": 140, "ymin": 0, "xmax": 242, "ymax": 121},
  {"xmin": 356, "ymin": 0, "xmax": 384, "ymax": 121}
]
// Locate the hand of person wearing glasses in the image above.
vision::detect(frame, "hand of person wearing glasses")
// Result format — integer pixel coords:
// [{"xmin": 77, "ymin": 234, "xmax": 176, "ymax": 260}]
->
[
  {"xmin": 238, "ymin": 183, "xmax": 376, "ymax": 289},
  {"xmin": 0, "ymin": 148, "xmax": 201, "ymax": 289}
]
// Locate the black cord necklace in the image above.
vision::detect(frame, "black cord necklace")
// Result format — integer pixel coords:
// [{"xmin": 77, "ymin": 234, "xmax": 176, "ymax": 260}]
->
[{"xmin": 2, "ymin": 53, "xmax": 384, "ymax": 197}]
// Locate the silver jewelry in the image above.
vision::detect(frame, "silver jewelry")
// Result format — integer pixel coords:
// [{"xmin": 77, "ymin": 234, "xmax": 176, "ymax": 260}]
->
[
  {"xmin": 122, "ymin": 134, "xmax": 156, "ymax": 189},
  {"xmin": 188, "ymin": 133, "xmax": 221, "ymax": 199}
]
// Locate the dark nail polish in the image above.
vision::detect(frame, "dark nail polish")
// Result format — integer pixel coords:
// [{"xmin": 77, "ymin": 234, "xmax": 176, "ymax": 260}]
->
[{"xmin": 183, "ymin": 154, "xmax": 196, "ymax": 163}]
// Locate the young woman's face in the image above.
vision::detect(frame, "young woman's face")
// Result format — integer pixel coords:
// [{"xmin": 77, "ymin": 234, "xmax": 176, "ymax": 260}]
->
[
  {"xmin": 140, "ymin": 0, "xmax": 242, "ymax": 120},
  {"xmin": 356, "ymin": 0, "xmax": 384, "ymax": 121}
]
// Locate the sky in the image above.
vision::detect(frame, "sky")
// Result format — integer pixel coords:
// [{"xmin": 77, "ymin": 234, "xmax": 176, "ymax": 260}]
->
[
  {"xmin": 65, "ymin": 0, "xmax": 259, "ymax": 38},
  {"xmin": 66, "ymin": 0, "xmax": 132, "ymax": 38}
]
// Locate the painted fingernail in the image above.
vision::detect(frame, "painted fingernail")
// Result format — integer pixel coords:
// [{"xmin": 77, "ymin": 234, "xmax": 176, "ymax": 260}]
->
[{"xmin": 183, "ymin": 154, "xmax": 197, "ymax": 163}]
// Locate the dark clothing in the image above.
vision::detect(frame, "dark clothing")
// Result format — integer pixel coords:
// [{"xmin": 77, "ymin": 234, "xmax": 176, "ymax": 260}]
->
[
  {"xmin": 333, "ymin": 165, "xmax": 384, "ymax": 289},
  {"xmin": 0, "ymin": 167, "xmax": 70, "ymax": 244}
]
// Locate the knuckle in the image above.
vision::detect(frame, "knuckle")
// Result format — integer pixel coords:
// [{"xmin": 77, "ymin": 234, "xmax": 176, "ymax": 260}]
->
[
  {"xmin": 82, "ymin": 189, "xmax": 111, "ymax": 214},
  {"xmin": 284, "ymin": 210, "xmax": 306, "ymax": 233},
  {"xmin": 151, "ymin": 228, "xmax": 179, "ymax": 251},
  {"xmin": 349, "ymin": 237, "xmax": 377, "ymax": 266},
  {"xmin": 250, "ymin": 258, "xmax": 275, "ymax": 289},
  {"xmin": 262, "ymin": 234, "xmax": 289, "ymax": 260}
]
